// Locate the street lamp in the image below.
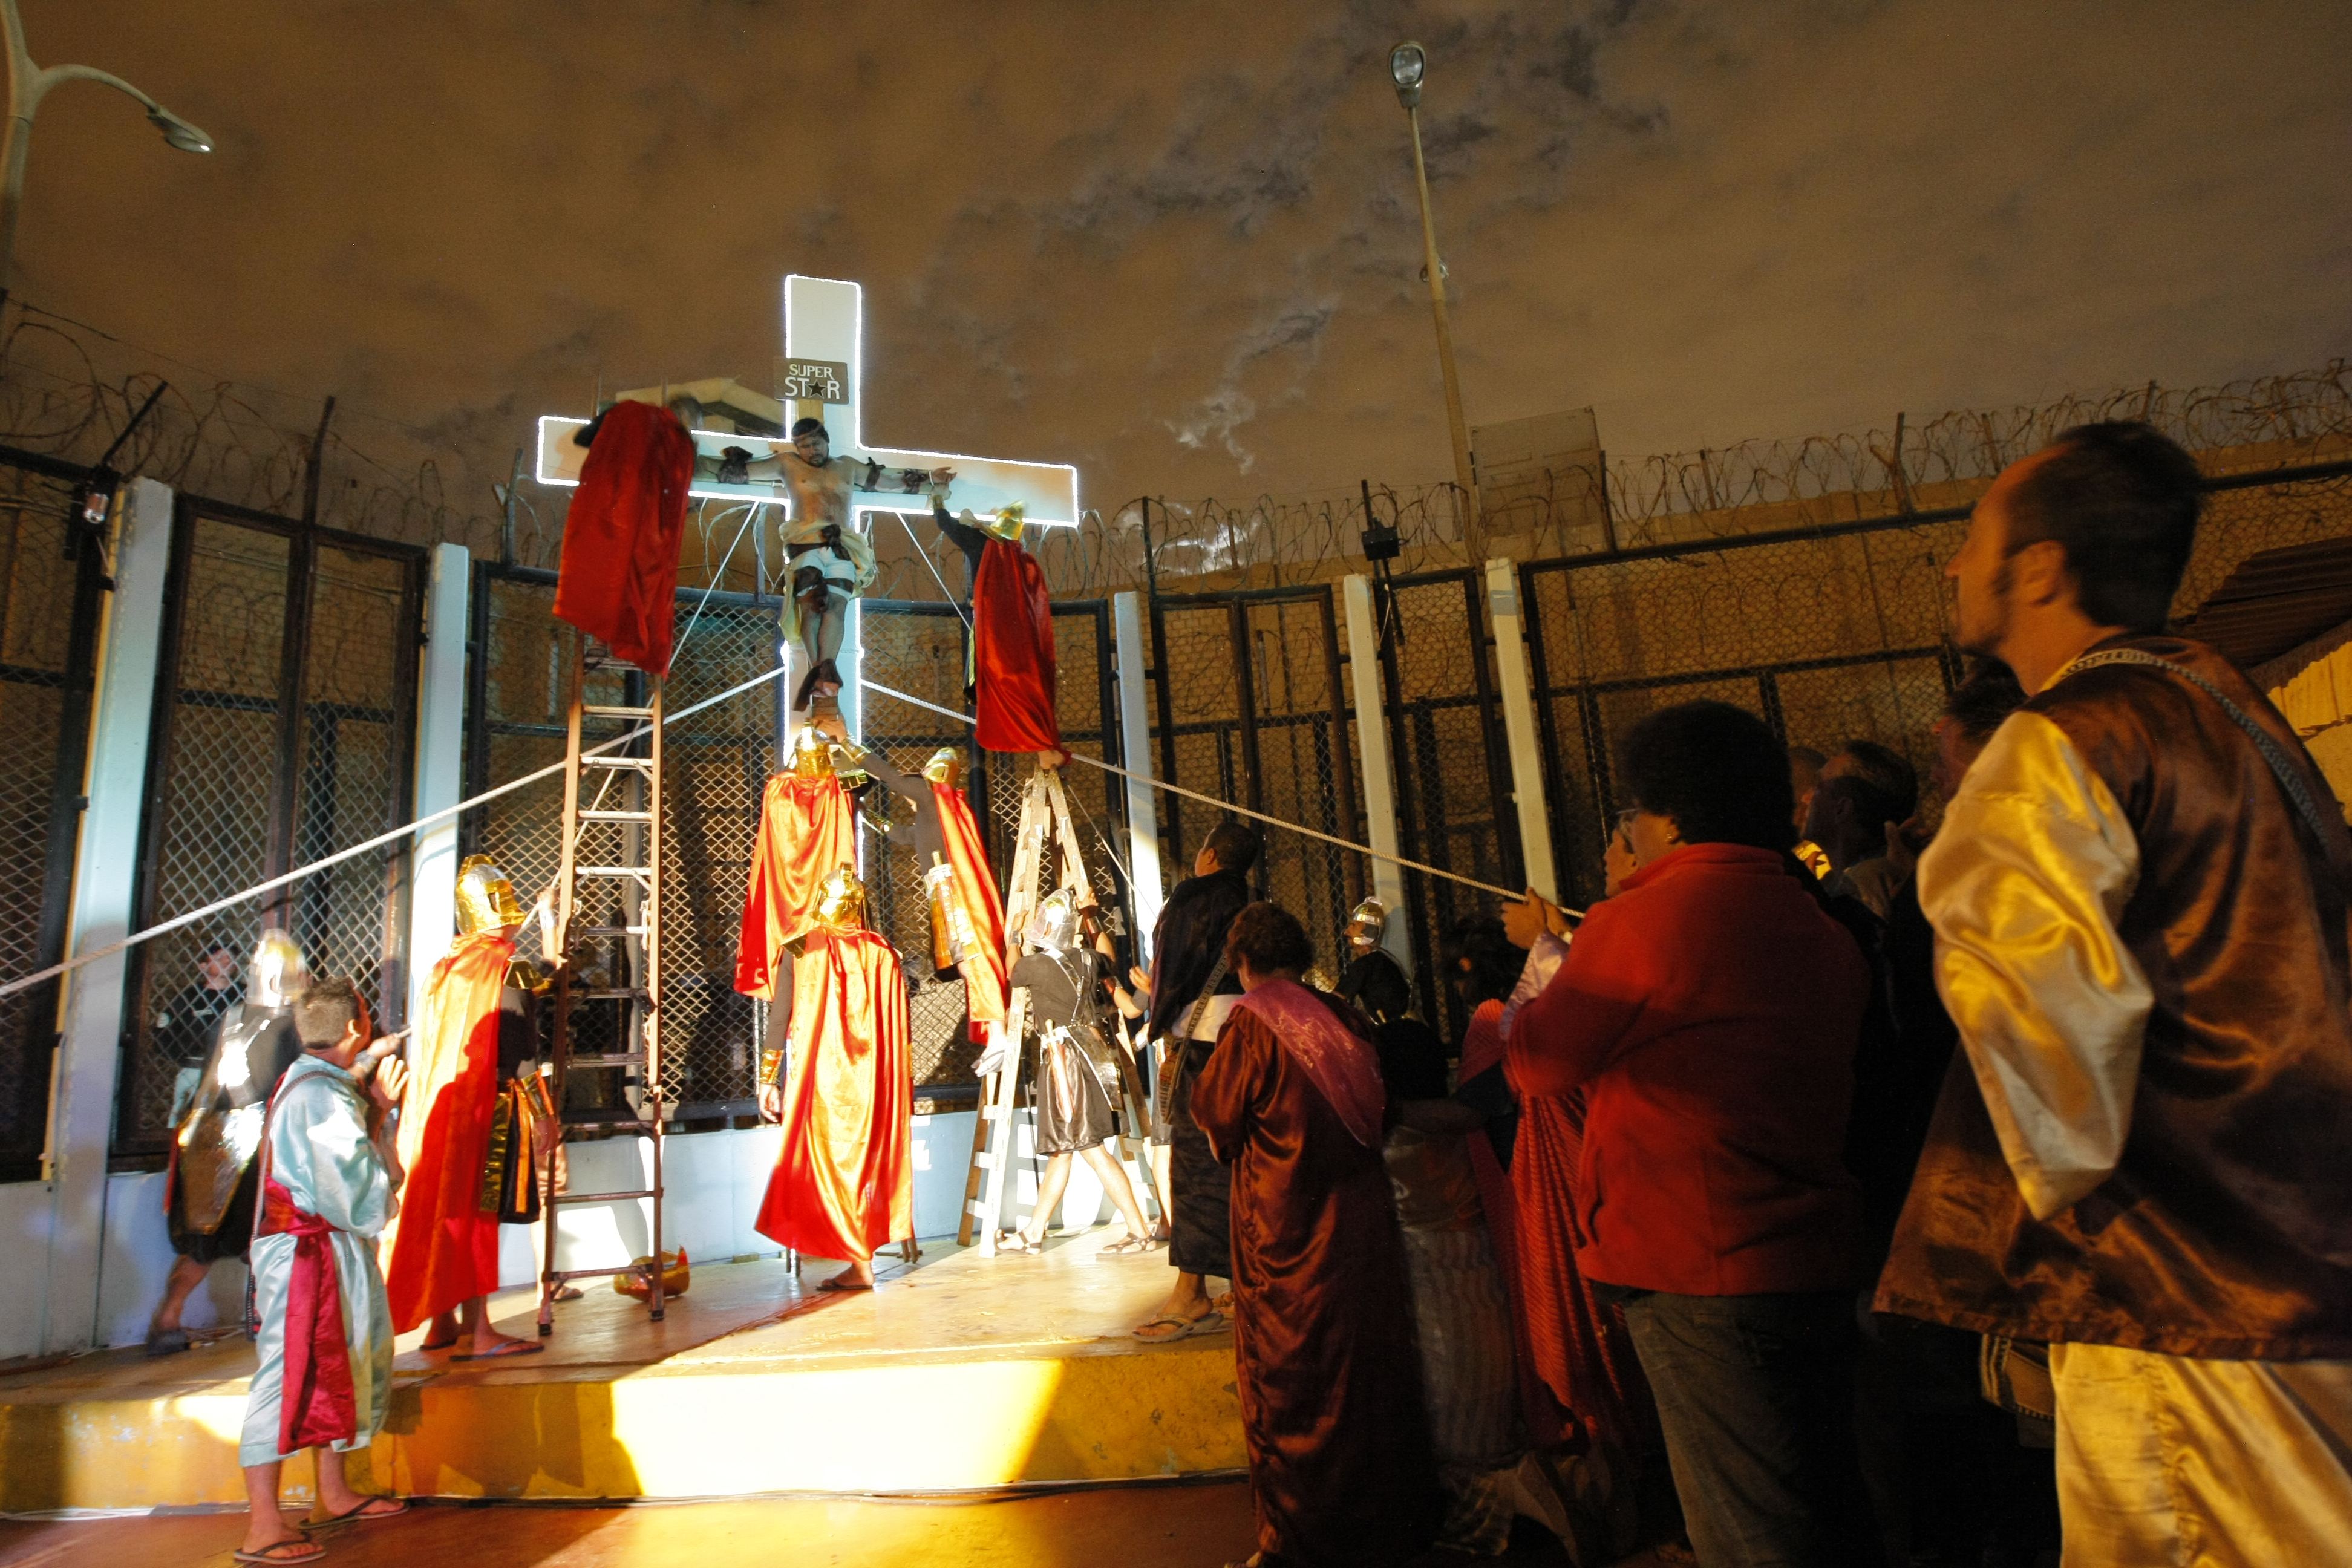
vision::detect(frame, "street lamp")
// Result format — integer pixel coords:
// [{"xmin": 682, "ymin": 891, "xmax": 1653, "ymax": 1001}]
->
[
  {"xmin": 1387, "ymin": 39, "xmax": 1484, "ymax": 561},
  {"xmin": 0, "ymin": 0, "xmax": 212, "ymax": 306}
]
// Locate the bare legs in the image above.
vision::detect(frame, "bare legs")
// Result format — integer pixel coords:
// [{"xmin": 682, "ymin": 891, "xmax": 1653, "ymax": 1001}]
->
[
  {"xmin": 1014, "ymin": 1143, "xmax": 1153, "ymax": 1249},
  {"xmin": 423, "ymin": 1295, "xmax": 534, "ymax": 1356},
  {"xmin": 148, "ymin": 1253, "xmax": 209, "ymax": 1340},
  {"xmin": 241, "ymin": 1448, "xmax": 374, "ymax": 1560}
]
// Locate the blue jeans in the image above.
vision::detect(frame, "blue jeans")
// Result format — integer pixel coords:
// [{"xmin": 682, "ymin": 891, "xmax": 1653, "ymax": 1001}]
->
[{"xmin": 1619, "ymin": 1289, "xmax": 1882, "ymax": 1568}]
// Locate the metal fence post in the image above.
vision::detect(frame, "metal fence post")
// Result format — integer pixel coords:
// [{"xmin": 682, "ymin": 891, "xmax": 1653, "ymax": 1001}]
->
[
  {"xmin": 406, "ymin": 543, "xmax": 469, "ymax": 1034},
  {"xmin": 1484, "ymin": 556, "xmax": 1557, "ymax": 901},
  {"xmin": 1339, "ymin": 575, "xmax": 1411, "ymax": 975},
  {"xmin": 42, "ymin": 477, "xmax": 172, "ymax": 1353},
  {"xmin": 1111, "ymin": 592, "xmax": 1164, "ymax": 964}
]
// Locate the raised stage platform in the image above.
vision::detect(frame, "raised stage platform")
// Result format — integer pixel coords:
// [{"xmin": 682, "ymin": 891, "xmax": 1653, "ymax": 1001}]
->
[{"xmin": 0, "ymin": 1232, "xmax": 1244, "ymax": 1513}]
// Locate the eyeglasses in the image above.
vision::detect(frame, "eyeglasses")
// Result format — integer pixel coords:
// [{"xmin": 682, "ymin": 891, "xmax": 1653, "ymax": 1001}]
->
[{"xmin": 1607, "ymin": 807, "xmax": 1639, "ymax": 851}]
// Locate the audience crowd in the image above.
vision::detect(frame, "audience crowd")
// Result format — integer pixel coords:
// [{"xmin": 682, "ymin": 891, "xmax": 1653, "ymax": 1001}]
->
[{"xmin": 1158, "ymin": 422, "xmax": 2350, "ymax": 1568}]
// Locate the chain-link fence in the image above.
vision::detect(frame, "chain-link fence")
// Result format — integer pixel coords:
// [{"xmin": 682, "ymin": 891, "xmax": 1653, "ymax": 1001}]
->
[
  {"xmin": 117, "ymin": 506, "xmax": 422, "ymax": 1155},
  {"xmin": 1145, "ymin": 586, "xmax": 1365, "ymax": 980},
  {"xmin": 1521, "ymin": 463, "xmax": 2352, "ymax": 907},
  {"xmin": 0, "ymin": 451, "xmax": 103, "ymax": 1180},
  {"xmin": 1370, "ymin": 569, "xmax": 1521, "ymax": 1039}
]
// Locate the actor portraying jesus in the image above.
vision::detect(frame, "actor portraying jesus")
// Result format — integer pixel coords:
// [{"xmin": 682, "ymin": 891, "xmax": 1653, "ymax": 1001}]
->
[
  {"xmin": 756, "ymin": 864, "xmax": 914, "ymax": 1292},
  {"xmin": 382, "ymin": 857, "xmax": 544, "ymax": 1362},
  {"xmin": 1194, "ymin": 901, "xmax": 1440, "ymax": 1568},
  {"xmin": 747, "ymin": 419, "xmax": 951, "ymax": 717},
  {"xmin": 237, "ymin": 976, "xmax": 410, "ymax": 1565}
]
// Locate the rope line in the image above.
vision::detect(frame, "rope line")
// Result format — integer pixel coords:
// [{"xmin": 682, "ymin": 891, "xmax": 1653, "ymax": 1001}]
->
[
  {"xmin": 855, "ymin": 678, "xmax": 1558, "ymax": 912},
  {"xmin": 0, "ymin": 659, "xmax": 798, "ymax": 1002},
  {"xmin": 0, "ymin": 656, "xmax": 1564, "ymax": 1004}
]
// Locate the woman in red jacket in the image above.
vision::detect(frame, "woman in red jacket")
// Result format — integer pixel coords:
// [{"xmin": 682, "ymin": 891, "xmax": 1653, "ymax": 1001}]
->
[{"xmin": 1508, "ymin": 700, "xmax": 1881, "ymax": 1568}]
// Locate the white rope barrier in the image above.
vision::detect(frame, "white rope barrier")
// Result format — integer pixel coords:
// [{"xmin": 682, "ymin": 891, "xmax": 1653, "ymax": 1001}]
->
[
  {"xmin": 0, "ymin": 652, "xmax": 1565, "ymax": 1004},
  {"xmin": 855, "ymin": 678, "xmax": 1566, "ymax": 913}
]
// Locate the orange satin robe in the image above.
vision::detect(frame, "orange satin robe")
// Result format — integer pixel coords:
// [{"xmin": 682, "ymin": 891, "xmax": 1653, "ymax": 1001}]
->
[
  {"xmin": 933, "ymin": 779, "xmax": 1007, "ymax": 1036},
  {"xmin": 754, "ymin": 930, "xmax": 912, "ymax": 1262},
  {"xmin": 382, "ymin": 929, "xmax": 509, "ymax": 1331},
  {"xmin": 734, "ymin": 770, "xmax": 855, "ymax": 1000}
]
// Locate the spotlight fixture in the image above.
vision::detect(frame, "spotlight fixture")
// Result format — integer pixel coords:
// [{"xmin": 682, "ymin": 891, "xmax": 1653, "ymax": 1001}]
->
[{"xmin": 1388, "ymin": 41, "xmax": 1426, "ymax": 108}]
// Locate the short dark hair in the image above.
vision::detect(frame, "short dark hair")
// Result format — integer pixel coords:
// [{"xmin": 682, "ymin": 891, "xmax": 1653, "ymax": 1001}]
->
[
  {"xmin": 292, "ymin": 977, "xmax": 366, "ymax": 1049},
  {"xmin": 2007, "ymin": 421, "xmax": 2203, "ymax": 632},
  {"xmin": 1942, "ymin": 659, "xmax": 2027, "ymax": 746},
  {"xmin": 1440, "ymin": 916, "xmax": 1520, "ymax": 1007},
  {"xmin": 1204, "ymin": 822, "xmax": 1261, "ymax": 875},
  {"xmin": 789, "ymin": 416, "xmax": 826, "ymax": 439},
  {"xmin": 1618, "ymin": 701, "xmax": 1794, "ymax": 852},
  {"xmin": 1225, "ymin": 900, "xmax": 1313, "ymax": 977},
  {"xmin": 1829, "ymin": 739, "xmax": 1918, "ymax": 830}
]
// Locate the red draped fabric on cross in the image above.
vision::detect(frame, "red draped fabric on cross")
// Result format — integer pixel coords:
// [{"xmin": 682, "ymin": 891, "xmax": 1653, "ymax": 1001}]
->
[
  {"xmin": 256, "ymin": 1170, "xmax": 358, "ymax": 1453},
  {"xmin": 553, "ymin": 400, "xmax": 696, "ymax": 675},
  {"xmin": 973, "ymin": 538, "xmax": 1060, "ymax": 753}
]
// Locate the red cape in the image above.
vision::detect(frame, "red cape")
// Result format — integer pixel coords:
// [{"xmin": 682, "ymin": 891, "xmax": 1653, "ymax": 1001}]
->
[
  {"xmin": 735, "ymin": 771, "xmax": 855, "ymax": 999},
  {"xmin": 973, "ymin": 538, "xmax": 1060, "ymax": 753},
  {"xmin": 934, "ymin": 780, "xmax": 1008, "ymax": 1036},
  {"xmin": 755, "ymin": 930, "xmax": 912, "ymax": 1261},
  {"xmin": 553, "ymin": 400, "xmax": 695, "ymax": 675},
  {"xmin": 383, "ymin": 929, "xmax": 509, "ymax": 1332}
]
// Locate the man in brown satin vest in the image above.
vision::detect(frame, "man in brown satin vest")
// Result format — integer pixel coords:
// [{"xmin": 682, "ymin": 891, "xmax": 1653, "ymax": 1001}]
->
[{"xmin": 1876, "ymin": 422, "xmax": 2352, "ymax": 1564}]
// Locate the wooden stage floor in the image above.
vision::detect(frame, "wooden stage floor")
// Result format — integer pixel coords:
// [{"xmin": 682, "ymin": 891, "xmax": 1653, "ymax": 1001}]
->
[{"xmin": 0, "ymin": 1229, "xmax": 1246, "ymax": 1512}]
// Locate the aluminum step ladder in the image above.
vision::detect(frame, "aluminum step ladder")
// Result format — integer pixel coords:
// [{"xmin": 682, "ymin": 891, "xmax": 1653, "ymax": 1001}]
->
[{"xmin": 537, "ymin": 635, "xmax": 669, "ymax": 1330}]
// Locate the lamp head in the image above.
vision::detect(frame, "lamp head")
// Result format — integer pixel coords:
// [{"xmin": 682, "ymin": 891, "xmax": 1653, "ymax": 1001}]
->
[
  {"xmin": 148, "ymin": 109, "xmax": 214, "ymax": 154},
  {"xmin": 1389, "ymin": 41, "xmax": 1426, "ymax": 109}
]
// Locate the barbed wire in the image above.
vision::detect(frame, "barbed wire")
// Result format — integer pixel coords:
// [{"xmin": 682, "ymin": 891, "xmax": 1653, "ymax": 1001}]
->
[{"xmin": 5, "ymin": 299, "xmax": 2345, "ymax": 599}]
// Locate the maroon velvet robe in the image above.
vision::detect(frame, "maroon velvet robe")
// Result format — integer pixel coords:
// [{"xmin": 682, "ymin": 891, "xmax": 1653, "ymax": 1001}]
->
[{"xmin": 1194, "ymin": 1003, "xmax": 1440, "ymax": 1568}]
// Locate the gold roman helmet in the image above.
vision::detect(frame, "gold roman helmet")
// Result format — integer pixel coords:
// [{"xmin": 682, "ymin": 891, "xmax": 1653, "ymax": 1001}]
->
[
  {"xmin": 922, "ymin": 745, "xmax": 962, "ymax": 788},
  {"xmin": 247, "ymin": 929, "xmax": 308, "ymax": 1010},
  {"xmin": 456, "ymin": 855, "xmax": 527, "ymax": 935},
  {"xmin": 1344, "ymin": 895, "xmax": 1389, "ymax": 951},
  {"xmin": 787, "ymin": 724, "xmax": 835, "ymax": 781},
  {"xmin": 975, "ymin": 501, "xmax": 1025, "ymax": 544},
  {"xmin": 1026, "ymin": 888, "xmax": 1079, "ymax": 955},
  {"xmin": 814, "ymin": 863, "xmax": 867, "ymax": 933}
]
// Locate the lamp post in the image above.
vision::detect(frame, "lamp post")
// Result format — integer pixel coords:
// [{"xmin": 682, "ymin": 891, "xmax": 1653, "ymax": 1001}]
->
[
  {"xmin": 1388, "ymin": 39, "xmax": 1483, "ymax": 561},
  {"xmin": 0, "ymin": 0, "xmax": 212, "ymax": 310}
]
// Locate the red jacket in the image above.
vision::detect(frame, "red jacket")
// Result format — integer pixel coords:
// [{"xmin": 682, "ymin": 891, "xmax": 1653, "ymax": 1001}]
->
[{"xmin": 1507, "ymin": 843, "xmax": 1867, "ymax": 1296}]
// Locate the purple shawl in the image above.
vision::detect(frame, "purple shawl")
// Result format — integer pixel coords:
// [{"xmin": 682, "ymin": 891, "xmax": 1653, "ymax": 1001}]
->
[{"xmin": 1233, "ymin": 978, "xmax": 1387, "ymax": 1147}]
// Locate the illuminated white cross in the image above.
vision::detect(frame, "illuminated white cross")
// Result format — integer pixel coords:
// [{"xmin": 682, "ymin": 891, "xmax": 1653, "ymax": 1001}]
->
[{"xmin": 534, "ymin": 275, "xmax": 1080, "ymax": 736}]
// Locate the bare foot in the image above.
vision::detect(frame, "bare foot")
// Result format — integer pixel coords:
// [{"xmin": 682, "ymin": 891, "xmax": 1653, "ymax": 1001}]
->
[
  {"xmin": 237, "ymin": 1515, "xmax": 319, "ymax": 1563},
  {"xmin": 817, "ymin": 1258, "xmax": 877, "ymax": 1292}
]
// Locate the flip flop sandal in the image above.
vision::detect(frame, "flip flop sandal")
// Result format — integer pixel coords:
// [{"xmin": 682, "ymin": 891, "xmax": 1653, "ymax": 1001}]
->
[
  {"xmin": 417, "ymin": 1335, "xmax": 459, "ymax": 1353},
  {"xmin": 302, "ymin": 1495, "xmax": 410, "ymax": 1532},
  {"xmin": 143, "ymin": 1328, "xmax": 191, "ymax": 1358},
  {"xmin": 234, "ymin": 1542, "xmax": 327, "ymax": 1565},
  {"xmin": 1097, "ymin": 1234, "xmax": 1164, "ymax": 1256},
  {"xmin": 449, "ymin": 1339, "xmax": 545, "ymax": 1362},
  {"xmin": 815, "ymin": 1273, "xmax": 875, "ymax": 1292},
  {"xmin": 1131, "ymin": 1310, "xmax": 1226, "ymax": 1342}
]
